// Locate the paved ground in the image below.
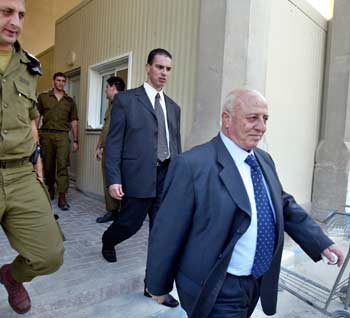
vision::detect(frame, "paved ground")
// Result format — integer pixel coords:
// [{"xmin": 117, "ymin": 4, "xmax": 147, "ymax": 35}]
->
[{"xmin": 1, "ymin": 186, "xmax": 350, "ymax": 317}]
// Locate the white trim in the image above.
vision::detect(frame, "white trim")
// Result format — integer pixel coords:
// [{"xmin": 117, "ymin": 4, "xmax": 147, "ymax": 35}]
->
[
  {"xmin": 289, "ymin": 0, "xmax": 328, "ymax": 30},
  {"xmin": 86, "ymin": 52, "xmax": 132, "ymax": 130}
]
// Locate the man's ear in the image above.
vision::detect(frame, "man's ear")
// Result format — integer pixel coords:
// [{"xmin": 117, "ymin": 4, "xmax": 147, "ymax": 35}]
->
[{"xmin": 222, "ymin": 111, "xmax": 230, "ymax": 128}]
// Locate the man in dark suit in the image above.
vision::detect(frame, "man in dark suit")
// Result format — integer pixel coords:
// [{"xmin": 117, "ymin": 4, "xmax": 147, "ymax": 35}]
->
[
  {"xmin": 146, "ymin": 88, "xmax": 344, "ymax": 317},
  {"xmin": 102, "ymin": 48, "xmax": 181, "ymax": 307}
]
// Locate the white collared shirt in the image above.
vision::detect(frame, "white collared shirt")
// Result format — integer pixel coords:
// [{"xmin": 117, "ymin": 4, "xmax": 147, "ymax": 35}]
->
[
  {"xmin": 220, "ymin": 132, "xmax": 275, "ymax": 276},
  {"xmin": 143, "ymin": 82, "xmax": 170, "ymax": 155}
]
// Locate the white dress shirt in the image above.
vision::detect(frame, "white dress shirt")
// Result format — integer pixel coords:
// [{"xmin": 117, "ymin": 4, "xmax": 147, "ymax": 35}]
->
[
  {"xmin": 143, "ymin": 82, "xmax": 170, "ymax": 156},
  {"xmin": 220, "ymin": 132, "xmax": 275, "ymax": 276}
]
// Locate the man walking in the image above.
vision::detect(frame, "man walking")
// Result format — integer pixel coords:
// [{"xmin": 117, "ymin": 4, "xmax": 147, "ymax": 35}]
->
[
  {"xmin": 103, "ymin": 48, "xmax": 181, "ymax": 307},
  {"xmin": 37, "ymin": 72, "xmax": 79, "ymax": 210},
  {"xmin": 95, "ymin": 76, "xmax": 125, "ymax": 223},
  {"xmin": 146, "ymin": 88, "xmax": 343, "ymax": 318},
  {"xmin": 0, "ymin": 0, "xmax": 64, "ymax": 314}
]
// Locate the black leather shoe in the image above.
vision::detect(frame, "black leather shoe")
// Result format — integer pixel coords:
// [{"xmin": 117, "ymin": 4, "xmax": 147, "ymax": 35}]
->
[
  {"xmin": 144, "ymin": 289, "xmax": 179, "ymax": 308},
  {"xmin": 96, "ymin": 211, "xmax": 113, "ymax": 223},
  {"xmin": 102, "ymin": 246, "xmax": 117, "ymax": 262},
  {"xmin": 160, "ymin": 294, "xmax": 179, "ymax": 308},
  {"xmin": 144, "ymin": 287, "xmax": 152, "ymax": 298}
]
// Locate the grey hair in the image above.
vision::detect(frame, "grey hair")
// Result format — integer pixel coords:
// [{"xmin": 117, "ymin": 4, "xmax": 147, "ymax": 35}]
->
[
  {"xmin": 222, "ymin": 88, "xmax": 266, "ymax": 114},
  {"xmin": 222, "ymin": 91, "xmax": 239, "ymax": 114}
]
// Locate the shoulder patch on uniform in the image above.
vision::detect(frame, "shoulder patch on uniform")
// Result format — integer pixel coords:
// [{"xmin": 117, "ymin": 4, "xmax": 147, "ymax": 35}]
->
[
  {"xmin": 24, "ymin": 50, "xmax": 42, "ymax": 76},
  {"xmin": 19, "ymin": 76, "xmax": 30, "ymax": 86}
]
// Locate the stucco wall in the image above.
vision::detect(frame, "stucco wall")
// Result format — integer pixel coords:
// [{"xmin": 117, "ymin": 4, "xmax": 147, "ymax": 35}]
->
[
  {"xmin": 265, "ymin": 0, "xmax": 327, "ymax": 205},
  {"xmin": 36, "ymin": 46, "xmax": 55, "ymax": 93},
  {"xmin": 20, "ymin": 0, "xmax": 83, "ymax": 55}
]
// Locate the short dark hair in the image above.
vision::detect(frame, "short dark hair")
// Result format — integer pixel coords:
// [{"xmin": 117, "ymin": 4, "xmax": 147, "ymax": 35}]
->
[
  {"xmin": 147, "ymin": 48, "xmax": 172, "ymax": 65},
  {"xmin": 53, "ymin": 72, "xmax": 66, "ymax": 80},
  {"xmin": 107, "ymin": 76, "xmax": 126, "ymax": 92}
]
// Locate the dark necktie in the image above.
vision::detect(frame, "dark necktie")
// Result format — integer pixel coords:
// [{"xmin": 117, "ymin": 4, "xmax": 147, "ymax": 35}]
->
[
  {"xmin": 155, "ymin": 93, "xmax": 169, "ymax": 161},
  {"xmin": 245, "ymin": 154, "xmax": 276, "ymax": 278}
]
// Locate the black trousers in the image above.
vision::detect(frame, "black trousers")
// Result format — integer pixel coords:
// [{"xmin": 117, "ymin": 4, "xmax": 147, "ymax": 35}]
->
[
  {"xmin": 208, "ymin": 274, "xmax": 261, "ymax": 318},
  {"xmin": 102, "ymin": 164, "xmax": 168, "ymax": 248}
]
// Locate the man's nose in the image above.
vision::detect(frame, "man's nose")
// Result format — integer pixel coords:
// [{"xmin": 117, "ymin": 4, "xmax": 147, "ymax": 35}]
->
[
  {"xmin": 10, "ymin": 14, "xmax": 21, "ymax": 28},
  {"xmin": 256, "ymin": 118, "xmax": 266, "ymax": 132},
  {"xmin": 161, "ymin": 68, "xmax": 168, "ymax": 76}
]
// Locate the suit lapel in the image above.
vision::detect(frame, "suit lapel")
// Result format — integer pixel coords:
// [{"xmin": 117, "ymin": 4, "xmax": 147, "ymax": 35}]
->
[
  {"xmin": 214, "ymin": 135, "xmax": 251, "ymax": 217},
  {"xmin": 135, "ymin": 86, "xmax": 156, "ymax": 119},
  {"xmin": 164, "ymin": 95, "xmax": 176, "ymax": 150},
  {"xmin": 164, "ymin": 94, "xmax": 175, "ymax": 127},
  {"xmin": 254, "ymin": 151, "xmax": 284, "ymax": 241}
]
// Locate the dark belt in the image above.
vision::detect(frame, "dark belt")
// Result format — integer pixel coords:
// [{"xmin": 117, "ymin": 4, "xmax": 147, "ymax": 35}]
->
[
  {"xmin": 40, "ymin": 129, "xmax": 68, "ymax": 133},
  {"xmin": 0, "ymin": 157, "xmax": 30, "ymax": 169},
  {"xmin": 156, "ymin": 158, "xmax": 171, "ymax": 167}
]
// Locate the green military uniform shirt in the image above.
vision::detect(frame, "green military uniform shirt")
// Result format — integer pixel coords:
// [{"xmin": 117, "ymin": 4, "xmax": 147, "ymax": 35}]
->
[
  {"xmin": 99, "ymin": 102, "xmax": 112, "ymax": 148},
  {"xmin": 98, "ymin": 102, "xmax": 120, "ymax": 213},
  {"xmin": 0, "ymin": 42, "xmax": 40, "ymax": 160},
  {"xmin": 36, "ymin": 89, "xmax": 79, "ymax": 131}
]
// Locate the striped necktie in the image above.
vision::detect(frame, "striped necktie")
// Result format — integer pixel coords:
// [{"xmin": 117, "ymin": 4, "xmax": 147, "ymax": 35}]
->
[{"xmin": 155, "ymin": 93, "xmax": 169, "ymax": 161}]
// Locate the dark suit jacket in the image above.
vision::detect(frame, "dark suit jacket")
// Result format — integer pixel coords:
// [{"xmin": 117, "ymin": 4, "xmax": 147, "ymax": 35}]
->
[
  {"xmin": 146, "ymin": 134, "xmax": 333, "ymax": 318},
  {"xmin": 104, "ymin": 86, "xmax": 181, "ymax": 197}
]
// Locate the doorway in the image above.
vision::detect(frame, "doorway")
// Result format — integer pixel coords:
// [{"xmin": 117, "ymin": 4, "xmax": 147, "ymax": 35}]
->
[{"xmin": 65, "ymin": 69, "xmax": 80, "ymax": 181}]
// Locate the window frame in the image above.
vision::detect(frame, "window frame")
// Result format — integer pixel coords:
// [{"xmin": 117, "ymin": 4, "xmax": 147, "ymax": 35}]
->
[{"xmin": 86, "ymin": 52, "xmax": 132, "ymax": 130}]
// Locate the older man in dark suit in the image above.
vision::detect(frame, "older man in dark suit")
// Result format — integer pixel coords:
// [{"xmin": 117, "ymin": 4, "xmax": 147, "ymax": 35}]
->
[
  {"xmin": 146, "ymin": 88, "xmax": 343, "ymax": 317},
  {"xmin": 102, "ymin": 48, "xmax": 181, "ymax": 307}
]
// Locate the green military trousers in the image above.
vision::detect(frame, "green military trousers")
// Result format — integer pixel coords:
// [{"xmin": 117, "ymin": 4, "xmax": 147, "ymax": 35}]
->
[
  {"xmin": 0, "ymin": 163, "xmax": 64, "ymax": 282},
  {"xmin": 40, "ymin": 131, "xmax": 70, "ymax": 193},
  {"xmin": 102, "ymin": 154, "xmax": 120, "ymax": 213}
]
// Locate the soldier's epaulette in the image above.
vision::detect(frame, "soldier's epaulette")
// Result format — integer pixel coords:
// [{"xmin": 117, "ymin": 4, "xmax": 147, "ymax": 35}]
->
[
  {"xmin": 64, "ymin": 95, "xmax": 74, "ymax": 102},
  {"xmin": 24, "ymin": 50, "xmax": 42, "ymax": 76},
  {"xmin": 39, "ymin": 90, "xmax": 51, "ymax": 96}
]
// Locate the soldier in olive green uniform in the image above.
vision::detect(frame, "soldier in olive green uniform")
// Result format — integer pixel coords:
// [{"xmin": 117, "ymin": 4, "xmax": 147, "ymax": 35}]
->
[
  {"xmin": 0, "ymin": 0, "xmax": 64, "ymax": 314},
  {"xmin": 95, "ymin": 76, "xmax": 125, "ymax": 223},
  {"xmin": 37, "ymin": 72, "xmax": 79, "ymax": 210}
]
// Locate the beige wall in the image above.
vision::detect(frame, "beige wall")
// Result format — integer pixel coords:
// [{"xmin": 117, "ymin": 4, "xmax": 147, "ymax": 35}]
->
[
  {"xmin": 20, "ymin": 0, "xmax": 83, "ymax": 55},
  {"xmin": 36, "ymin": 46, "xmax": 55, "ymax": 93},
  {"xmin": 265, "ymin": 0, "xmax": 327, "ymax": 205},
  {"xmin": 52, "ymin": 0, "xmax": 327, "ymax": 203},
  {"xmin": 54, "ymin": 0, "xmax": 200, "ymax": 195}
]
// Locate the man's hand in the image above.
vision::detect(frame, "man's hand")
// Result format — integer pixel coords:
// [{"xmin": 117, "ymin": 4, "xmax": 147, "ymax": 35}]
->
[
  {"xmin": 109, "ymin": 184, "xmax": 124, "ymax": 200},
  {"xmin": 322, "ymin": 244, "xmax": 344, "ymax": 267},
  {"xmin": 96, "ymin": 147, "xmax": 103, "ymax": 161},
  {"xmin": 72, "ymin": 141, "xmax": 79, "ymax": 153}
]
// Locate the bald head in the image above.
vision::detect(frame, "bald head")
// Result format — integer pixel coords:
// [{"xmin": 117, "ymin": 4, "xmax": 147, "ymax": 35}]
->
[
  {"xmin": 222, "ymin": 88, "xmax": 267, "ymax": 114},
  {"xmin": 221, "ymin": 88, "xmax": 269, "ymax": 151}
]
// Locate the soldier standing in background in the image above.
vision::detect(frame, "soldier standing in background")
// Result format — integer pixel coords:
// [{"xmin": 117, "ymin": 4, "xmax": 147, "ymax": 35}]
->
[
  {"xmin": 37, "ymin": 72, "xmax": 79, "ymax": 210},
  {"xmin": 0, "ymin": 0, "xmax": 64, "ymax": 314},
  {"xmin": 95, "ymin": 76, "xmax": 126, "ymax": 223}
]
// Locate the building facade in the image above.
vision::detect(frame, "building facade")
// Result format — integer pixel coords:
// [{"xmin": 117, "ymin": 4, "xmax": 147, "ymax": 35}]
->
[{"xmin": 36, "ymin": 0, "xmax": 345, "ymax": 216}]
